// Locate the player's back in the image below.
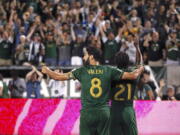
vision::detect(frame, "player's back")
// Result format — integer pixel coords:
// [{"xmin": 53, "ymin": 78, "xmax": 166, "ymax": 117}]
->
[
  {"xmin": 111, "ymin": 66, "xmax": 139, "ymax": 107},
  {"xmin": 72, "ymin": 65, "xmax": 123, "ymax": 110}
]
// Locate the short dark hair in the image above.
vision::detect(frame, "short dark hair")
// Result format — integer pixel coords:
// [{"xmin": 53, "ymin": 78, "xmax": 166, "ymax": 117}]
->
[
  {"xmin": 86, "ymin": 46, "xmax": 102, "ymax": 63},
  {"xmin": 115, "ymin": 51, "xmax": 129, "ymax": 68}
]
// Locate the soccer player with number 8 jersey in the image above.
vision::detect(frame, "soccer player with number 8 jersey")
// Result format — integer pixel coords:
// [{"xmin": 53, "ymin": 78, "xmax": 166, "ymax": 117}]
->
[{"xmin": 42, "ymin": 46, "xmax": 144, "ymax": 135}]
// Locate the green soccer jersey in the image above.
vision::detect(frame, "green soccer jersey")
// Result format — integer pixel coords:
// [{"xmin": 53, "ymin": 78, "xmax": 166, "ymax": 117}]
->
[
  {"xmin": 111, "ymin": 67, "xmax": 139, "ymax": 106},
  {"xmin": 104, "ymin": 40, "xmax": 119, "ymax": 61},
  {"xmin": 72, "ymin": 65, "xmax": 124, "ymax": 109},
  {"xmin": 45, "ymin": 41, "xmax": 57, "ymax": 59},
  {"xmin": 0, "ymin": 41, "xmax": 12, "ymax": 59}
]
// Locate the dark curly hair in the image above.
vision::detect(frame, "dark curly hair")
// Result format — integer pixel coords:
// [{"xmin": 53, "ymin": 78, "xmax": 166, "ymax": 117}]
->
[
  {"xmin": 86, "ymin": 46, "xmax": 102, "ymax": 63},
  {"xmin": 115, "ymin": 51, "xmax": 129, "ymax": 69}
]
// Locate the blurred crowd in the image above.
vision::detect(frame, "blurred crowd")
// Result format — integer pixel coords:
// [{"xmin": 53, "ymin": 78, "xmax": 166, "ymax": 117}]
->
[
  {"xmin": 0, "ymin": 67, "xmax": 66, "ymax": 98},
  {"xmin": 0, "ymin": 67, "xmax": 68, "ymax": 98},
  {"xmin": 0, "ymin": 0, "xmax": 180, "ymax": 100},
  {"xmin": 136, "ymin": 69, "xmax": 180, "ymax": 101},
  {"xmin": 0, "ymin": 0, "xmax": 180, "ymax": 67},
  {"xmin": 0, "ymin": 67, "xmax": 180, "ymax": 100}
]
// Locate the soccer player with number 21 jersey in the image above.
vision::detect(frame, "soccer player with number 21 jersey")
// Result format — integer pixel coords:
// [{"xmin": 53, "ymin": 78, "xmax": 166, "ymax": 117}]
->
[{"xmin": 42, "ymin": 47, "xmax": 144, "ymax": 135}]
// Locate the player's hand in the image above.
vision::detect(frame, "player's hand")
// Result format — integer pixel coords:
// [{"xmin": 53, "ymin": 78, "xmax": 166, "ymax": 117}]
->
[
  {"xmin": 137, "ymin": 65, "xmax": 145, "ymax": 74},
  {"xmin": 140, "ymin": 65, "xmax": 145, "ymax": 71},
  {"xmin": 42, "ymin": 66, "xmax": 50, "ymax": 74}
]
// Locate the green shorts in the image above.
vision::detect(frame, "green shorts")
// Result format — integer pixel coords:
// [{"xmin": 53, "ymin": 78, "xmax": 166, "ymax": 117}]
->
[
  {"xmin": 80, "ymin": 107, "xmax": 110, "ymax": 135},
  {"xmin": 110, "ymin": 105, "xmax": 137, "ymax": 135}
]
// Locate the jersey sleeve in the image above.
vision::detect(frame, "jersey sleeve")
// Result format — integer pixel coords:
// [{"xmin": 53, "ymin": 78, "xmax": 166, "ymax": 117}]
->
[
  {"xmin": 71, "ymin": 67, "xmax": 83, "ymax": 81},
  {"xmin": 109, "ymin": 66, "xmax": 124, "ymax": 81}
]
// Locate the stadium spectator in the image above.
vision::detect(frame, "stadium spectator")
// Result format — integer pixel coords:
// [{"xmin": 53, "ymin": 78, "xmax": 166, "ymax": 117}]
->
[
  {"xmin": 137, "ymin": 70, "xmax": 155, "ymax": 100},
  {"xmin": 157, "ymin": 79, "xmax": 166, "ymax": 100},
  {"xmin": 100, "ymin": 24, "xmax": 121, "ymax": 64},
  {"xmin": 57, "ymin": 29, "xmax": 72, "ymax": 66},
  {"xmin": 0, "ymin": 31, "xmax": 13, "ymax": 66},
  {"xmin": 144, "ymin": 7, "xmax": 156, "ymax": 27},
  {"xmin": 0, "ymin": 73, "xmax": 9, "ymax": 98},
  {"xmin": 26, "ymin": 66, "xmax": 43, "ymax": 98},
  {"xmin": 166, "ymin": 30, "xmax": 178, "ymax": 51},
  {"xmin": 8, "ymin": 71, "xmax": 26, "ymax": 98},
  {"xmin": 155, "ymin": 5, "xmax": 166, "ymax": 28},
  {"xmin": 175, "ymin": 86, "xmax": 180, "ymax": 100},
  {"xmin": 143, "ymin": 70, "xmax": 157, "ymax": 98},
  {"xmin": 140, "ymin": 20, "xmax": 154, "ymax": 37},
  {"xmin": 44, "ymin": 31, "xmax": 57, "ymax": 66},
  {"xmin": 130, "ymin": 9, "xmax": 140, "ymax": 25},
  {"xmin": 0, "ymin": 0, "xmax": 179, "ymax": 66},
  {"xmin": 26, "ymin": 32, "xmax": 45, "ymax": 66},
  {"xmin": 48, "ymin": 69, "xmax": 66, "ymax": 98},
  {"xmin": 70, "ymin": 25, "xmax": 85, "ymax": 66},
  {"xmin": 162, "ymin": 85, "xmax": 177, "ymax": 101},
  {"xmin": 166, "ymin": 35, "xmax": 180, "ymax": 65},
  {"xmin": 120, "ymin": 33, "xmax": 137, "ymax": 64},
  {"xmin": 143, "ymin": 31, "xmax": 166, "ymax": 66},
  {"xmin": 15, "ymin": 35, "xmax": 28, "ymax": 65}
]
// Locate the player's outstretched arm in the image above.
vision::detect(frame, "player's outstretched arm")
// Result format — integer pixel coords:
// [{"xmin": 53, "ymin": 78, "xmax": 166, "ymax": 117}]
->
[
  {"xmin": 42, "ymin": 66, "xmax": 71, "ymax": 81},
  {"xmin": 134, "ymin": 36, "xmax": 143, "ymax": 65},
  {"xmin": 121, "ymin": 66, "xmax": 144, "ymax": 80}
]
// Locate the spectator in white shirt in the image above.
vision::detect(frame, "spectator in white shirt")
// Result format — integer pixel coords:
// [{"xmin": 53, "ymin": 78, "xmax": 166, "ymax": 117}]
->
[{"xmin": 120, "ymin": 33, "xmax": 137, "ymax": 64}]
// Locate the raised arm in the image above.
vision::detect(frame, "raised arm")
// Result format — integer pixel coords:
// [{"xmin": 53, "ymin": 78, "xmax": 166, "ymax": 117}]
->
[
  {"xmin": 27, "ymin": 25, "xmax": 36, "ymax": 41},
  {"xmin": 39, "ymin": 0, "xmax": 47, "ymax": 7},
  {"xmin": 157, "ymin": 79, "xmax": 165, "ymax": 98},
  {"xmin": 39, "ymin": 25, "xmax": 45, "ymax": 39},
  {"xmin": 134, "ymin": 36, "xmax": 143, "ymax": 65},
  {"xmin": 26, "ymin": 68, "xmax": 36, "ymax": 81},
  {"xmin": 32, "ymin": 66, "xmax": 43, "ymax": 81},
  {"xmin": 42, "ymin": 66, "xmax": 71, "ymax": 81},
  {"xmin": 0, "ymin": 4, "xmax": 7, "ymax": 17},
  {"xmin": 100, "ymin": 26, "xmax": 108, "ymax": 43},
  {"xmin": 9, "ymin": 10, "xmax": 16, "ymax": 24},
  {"xmin": 121, "ymin": 66, "xmax": 144, "ymax": 80},
  {"xmin": 143, "ymin": 34, "xmax": 151, "ymax": 47},
  {"xmin": 71, "ymin": 24, "xmax": 76, "ymax": 41}
]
